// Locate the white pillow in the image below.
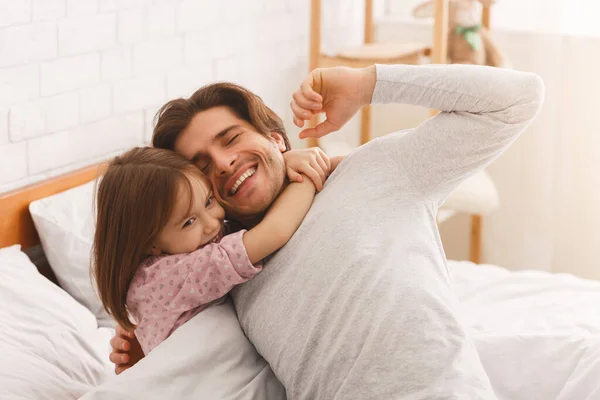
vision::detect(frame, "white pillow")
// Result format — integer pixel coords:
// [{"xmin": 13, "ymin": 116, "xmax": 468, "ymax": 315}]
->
[
  {"xmin": 0, "ymin": 245, "xmax": 111, "ymax": 400},
  {"xmin": 28, "ymin": 181, "xmax": 113, "ymax": 326}
]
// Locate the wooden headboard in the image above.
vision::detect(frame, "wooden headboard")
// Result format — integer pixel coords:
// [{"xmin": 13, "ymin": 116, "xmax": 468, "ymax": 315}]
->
[{"xmin": 0, "ymin": 164, "xmax": 102, "ymax": 250}]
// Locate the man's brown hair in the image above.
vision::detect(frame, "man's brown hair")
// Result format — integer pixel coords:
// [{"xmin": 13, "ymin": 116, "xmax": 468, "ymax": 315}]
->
[
  {"xmin": 152, "ymin": 82, "xmax": 291, "ymax": 152},
  {"xmin": 92, "ymin": 147, "xmax": 207, "ymax": 330}
]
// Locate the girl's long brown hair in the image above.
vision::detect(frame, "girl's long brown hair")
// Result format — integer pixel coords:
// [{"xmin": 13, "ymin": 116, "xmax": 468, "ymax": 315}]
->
[{"xmin": 92, "ymin": 147, "xmax": 205, "ymax": 330}]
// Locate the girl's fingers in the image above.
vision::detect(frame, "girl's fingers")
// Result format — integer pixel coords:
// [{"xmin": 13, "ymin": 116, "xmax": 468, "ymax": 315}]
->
[{"xmin": 286, "ymin": 167, "xmax": 304, "ymax": 183}]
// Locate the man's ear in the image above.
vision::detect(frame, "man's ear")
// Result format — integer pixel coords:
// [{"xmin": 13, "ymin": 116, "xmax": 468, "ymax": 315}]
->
[
  {"xmin": 148, "ymin": 245, "xmax": 161, "ymax": 256},
  {"xmin": 269, "ymin": 131, "xmax": 287, "ymax": 153}
]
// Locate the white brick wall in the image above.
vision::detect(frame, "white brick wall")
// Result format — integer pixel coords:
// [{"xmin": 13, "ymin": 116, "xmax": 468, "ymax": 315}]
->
[
  {"xmin": 0, "ymin": 23, "xmax": 57, "ymax": 68},
  {"xmin": 9, "ymin": 92, "xmax": 80, "ymax": 141},
  {"xmin": 66, "ymin": 0, "xmax": 98, "ymax": 16},
  {"xmin": 0, "ymin": 142, "xmax": 27, "ymax": 186},
  {"xmin": 58, "ymin": 14, "xmax": 117, "ymax": 56},
  {"xmin": 0, "ymin": 0, "xmax": 31, "ymax": 28},
  {"xmin": 0, "ymin": 0, "xmax": 309, "ymax": 193},
  {"xmin": 0, "ymin": 108, "xmax": 8, "ymax": 145},
  {"xmin": 176, "ymin": 1, "xmax": 218, "ymax": 33},
  {"xmin": 167, "ymin": 62, "xmax": 213, "ymax": 98},
  {"xmin": 79, "ymin": 84, "xmax": 112, "ymax": 123},
  {"xmin": 0, "ymin": 65, "xmax": 40, "ymax": 107},
  {"xmin": 133, "ymin": 37, "xmax": 183, "ymax": 75},
  {"xmin": 113, "ymin": 73, "xmax": 166, "ymax": 114},
  {"xmin": 32, "ymin": 0, "xmax": 65, "ymax": 22},
  {"xmin": 101, "ymin": 47, "xmax": 132, "ymax": 81},
  {"xmin": 41, "ymin": 54, "xmax": 100, "ymax": 95},
  {"xmin": 118, "ymin": 8, "xmax": 145, "ymax": 44},
  {"xmin": 146, "ymin": 4, "xmax": 176, "ymax": 38}
]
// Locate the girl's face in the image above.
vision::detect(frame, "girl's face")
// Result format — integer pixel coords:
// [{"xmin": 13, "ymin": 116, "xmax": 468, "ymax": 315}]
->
[{"xmin": 151, "ymin": 174, "xmax": 225, "ymax": 255}]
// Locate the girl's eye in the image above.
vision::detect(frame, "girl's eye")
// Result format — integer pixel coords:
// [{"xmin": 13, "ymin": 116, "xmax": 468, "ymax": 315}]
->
[
  {"xmin": 206, "ymin": 196, "xmax": 214, "ymax": 207},
  {"xmin": 183, "ymin": 217, "xmax": 195, "ymax": 228}
]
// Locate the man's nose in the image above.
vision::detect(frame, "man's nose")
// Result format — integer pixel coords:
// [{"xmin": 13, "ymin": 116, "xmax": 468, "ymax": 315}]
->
[{"xmin": 213, "ymin": 150, "xmax": 237, "ymax": 176}]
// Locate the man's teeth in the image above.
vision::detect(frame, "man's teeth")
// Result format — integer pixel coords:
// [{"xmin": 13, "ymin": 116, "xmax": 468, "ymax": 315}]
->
[{"xmin": 230, "ymin": 168, "xmax": 256, "ymax": 195}]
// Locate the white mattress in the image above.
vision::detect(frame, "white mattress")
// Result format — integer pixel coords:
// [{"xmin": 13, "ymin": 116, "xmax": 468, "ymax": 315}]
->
[{"xmin": 449, "ymin": 260, "xmax": 600, "ymax": 400}]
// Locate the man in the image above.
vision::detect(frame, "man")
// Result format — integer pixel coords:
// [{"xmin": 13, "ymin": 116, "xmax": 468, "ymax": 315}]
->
[{"xmin": 110, "ymin": 64, "xmax": 544, "ymax": 398}]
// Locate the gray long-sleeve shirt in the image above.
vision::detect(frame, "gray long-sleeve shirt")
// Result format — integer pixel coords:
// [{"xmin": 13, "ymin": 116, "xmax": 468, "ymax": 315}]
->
[{"xmin": 232, "ymin": 63, "xmax": 544, "ymax": 399}]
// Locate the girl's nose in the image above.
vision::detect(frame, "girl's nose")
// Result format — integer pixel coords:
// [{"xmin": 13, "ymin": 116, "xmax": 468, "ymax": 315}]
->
[{"xmin": 202, "ymin": 215, "xmax": 220, "ymax": 234}]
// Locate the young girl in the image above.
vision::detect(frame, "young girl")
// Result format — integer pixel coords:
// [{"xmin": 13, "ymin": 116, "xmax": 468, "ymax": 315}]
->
[{"xmin": 93, "ymin": 146, "xmax": 326, "ymax": 355}]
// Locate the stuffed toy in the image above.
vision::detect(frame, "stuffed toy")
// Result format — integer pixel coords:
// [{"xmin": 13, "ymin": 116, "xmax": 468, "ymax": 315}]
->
[{"xmin": 413, "ymin": 0, "xmax": 508, "ymax": 68}]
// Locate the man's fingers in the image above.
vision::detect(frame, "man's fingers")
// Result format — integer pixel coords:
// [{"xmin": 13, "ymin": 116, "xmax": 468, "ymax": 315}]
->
[
  {"xmin": 290, "ymin": 100, "xmax": 313, "ymax": 122},
  {"xmin": 115, "ymin": 324, "xmax": 135, "ymax": 338},
  {"xmin": 110, "ymin": 336, "xmax": 130, "ymax": 351},
  {"xmin": 298, "ymin": 127, "xmax": 317, "ymax": 139},
  {"xmin": 299, "ymin": 120, "xmax": 339, "ymax": 139},
  {"xmin": 301, "ymin": 80, "xmax": 322, "ymax": 102},
  {"xmin": 293, "ymin": 90, "xmax": 322, "ymax": 110},
  {"xmin": 110, "ymin": 351, "xmax": 130, "ymax": 364},
  {"xmin": 115, "ymin": 324, "xmax": 127, "ymax": 336},
  {"xmin": 115, "ymin": 366, "xmax": 129, "ymax": 375},
  {"xmin": 293, "ymin": 116, "xmax": 304, "ymax": 128}
]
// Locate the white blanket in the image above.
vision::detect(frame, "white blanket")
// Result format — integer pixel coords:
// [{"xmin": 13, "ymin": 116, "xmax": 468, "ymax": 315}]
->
[
  {"xmin": 80, "ymin": 298, "xmax": 285, "ymax": 400},
  {"xmin": 450, "ymin": 261, "xmax": 600, "ymax": 400},
  {"xmin": 82, "ymin": 261, "xmax": 600, "ymax": 399}
]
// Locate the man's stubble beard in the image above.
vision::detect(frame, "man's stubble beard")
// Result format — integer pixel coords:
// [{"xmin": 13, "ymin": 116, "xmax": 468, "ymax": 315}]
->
[{"xmin": 225, "ymin": 149, "xmax": 287, "ymax": 229}]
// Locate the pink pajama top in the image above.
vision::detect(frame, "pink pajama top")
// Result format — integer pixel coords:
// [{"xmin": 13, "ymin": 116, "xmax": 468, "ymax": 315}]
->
[{"xmin": 126, "ymin": 230, "xmax": 262, "ymax": 354}]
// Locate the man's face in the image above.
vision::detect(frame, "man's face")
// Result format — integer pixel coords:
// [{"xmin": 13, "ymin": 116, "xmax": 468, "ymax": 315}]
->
[{"xmin": 174, "ymin": 106, "xmax": 287, "ymax": 222}]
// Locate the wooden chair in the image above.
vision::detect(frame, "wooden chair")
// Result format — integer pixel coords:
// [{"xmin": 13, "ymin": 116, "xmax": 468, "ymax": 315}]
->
[
  {"xmin": 308, "ymin": 0, "xmax": 448, "ymax": 147},
  {"xmin": 307, "ymin": 0, "xmax": 497, "ymax": 264}
]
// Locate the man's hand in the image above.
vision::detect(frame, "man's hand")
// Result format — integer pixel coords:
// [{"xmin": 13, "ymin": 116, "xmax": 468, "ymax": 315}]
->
[
  {"xmin": 291, "ymin": 65, "xmax": 376, "ymax": 139},
  {"xmin": 109, "ymin": 324, "xmax": 144, "ymax": 374},
  {"xmin": 283, "ymin": 147, "xmax": 331, "ymax": 191}
]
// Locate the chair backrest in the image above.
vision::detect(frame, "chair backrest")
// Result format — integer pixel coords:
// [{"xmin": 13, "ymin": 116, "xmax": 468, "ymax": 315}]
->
[
  {"xmin": 309, "ymin": 0, "xmax": 491, "ymax": 69},
  {"xmin": 482, "ymin": 4, "xmax": 491, "ymax": 29},
  {"xmin": 310, "ymin": 0, "xmax": 376, "ymax": 70},
  {"xmin": 430, "ymin": 0, "xmax": 449, "ymax": 63}
]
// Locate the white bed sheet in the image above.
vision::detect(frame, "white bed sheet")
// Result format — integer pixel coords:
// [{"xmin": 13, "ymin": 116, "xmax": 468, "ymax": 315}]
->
[
  {"xmin": 83, "ymin": 261, "xmax": 600, "ymax": 400},
  {"xmin": 449, "ymin": 260, "xmax": 600, "ymax": 400}
]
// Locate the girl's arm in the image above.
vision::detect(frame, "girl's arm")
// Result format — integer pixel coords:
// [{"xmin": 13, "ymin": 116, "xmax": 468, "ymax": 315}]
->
[
  {"xmin": 330, "ymin": 155, "xmax": 344, "ymax": 172},
  {"xmin": 243, "ymin": 178, "xmax": 315, "ymax": 264},
  {"xmin": 130, "ymin": 233, "xmax": 264, "ymax": 318}
]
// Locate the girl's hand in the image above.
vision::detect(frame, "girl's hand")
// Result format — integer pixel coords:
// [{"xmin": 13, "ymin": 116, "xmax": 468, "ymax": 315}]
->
[{"xmin": 283, "ymin": 147, "xmax": 331, "ymax": 191}]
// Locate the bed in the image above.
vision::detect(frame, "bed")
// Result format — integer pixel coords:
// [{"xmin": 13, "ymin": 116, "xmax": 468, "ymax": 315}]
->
[{"xmin": 0, "ymin": 164, "xmax": 599, "ymax": 399}]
